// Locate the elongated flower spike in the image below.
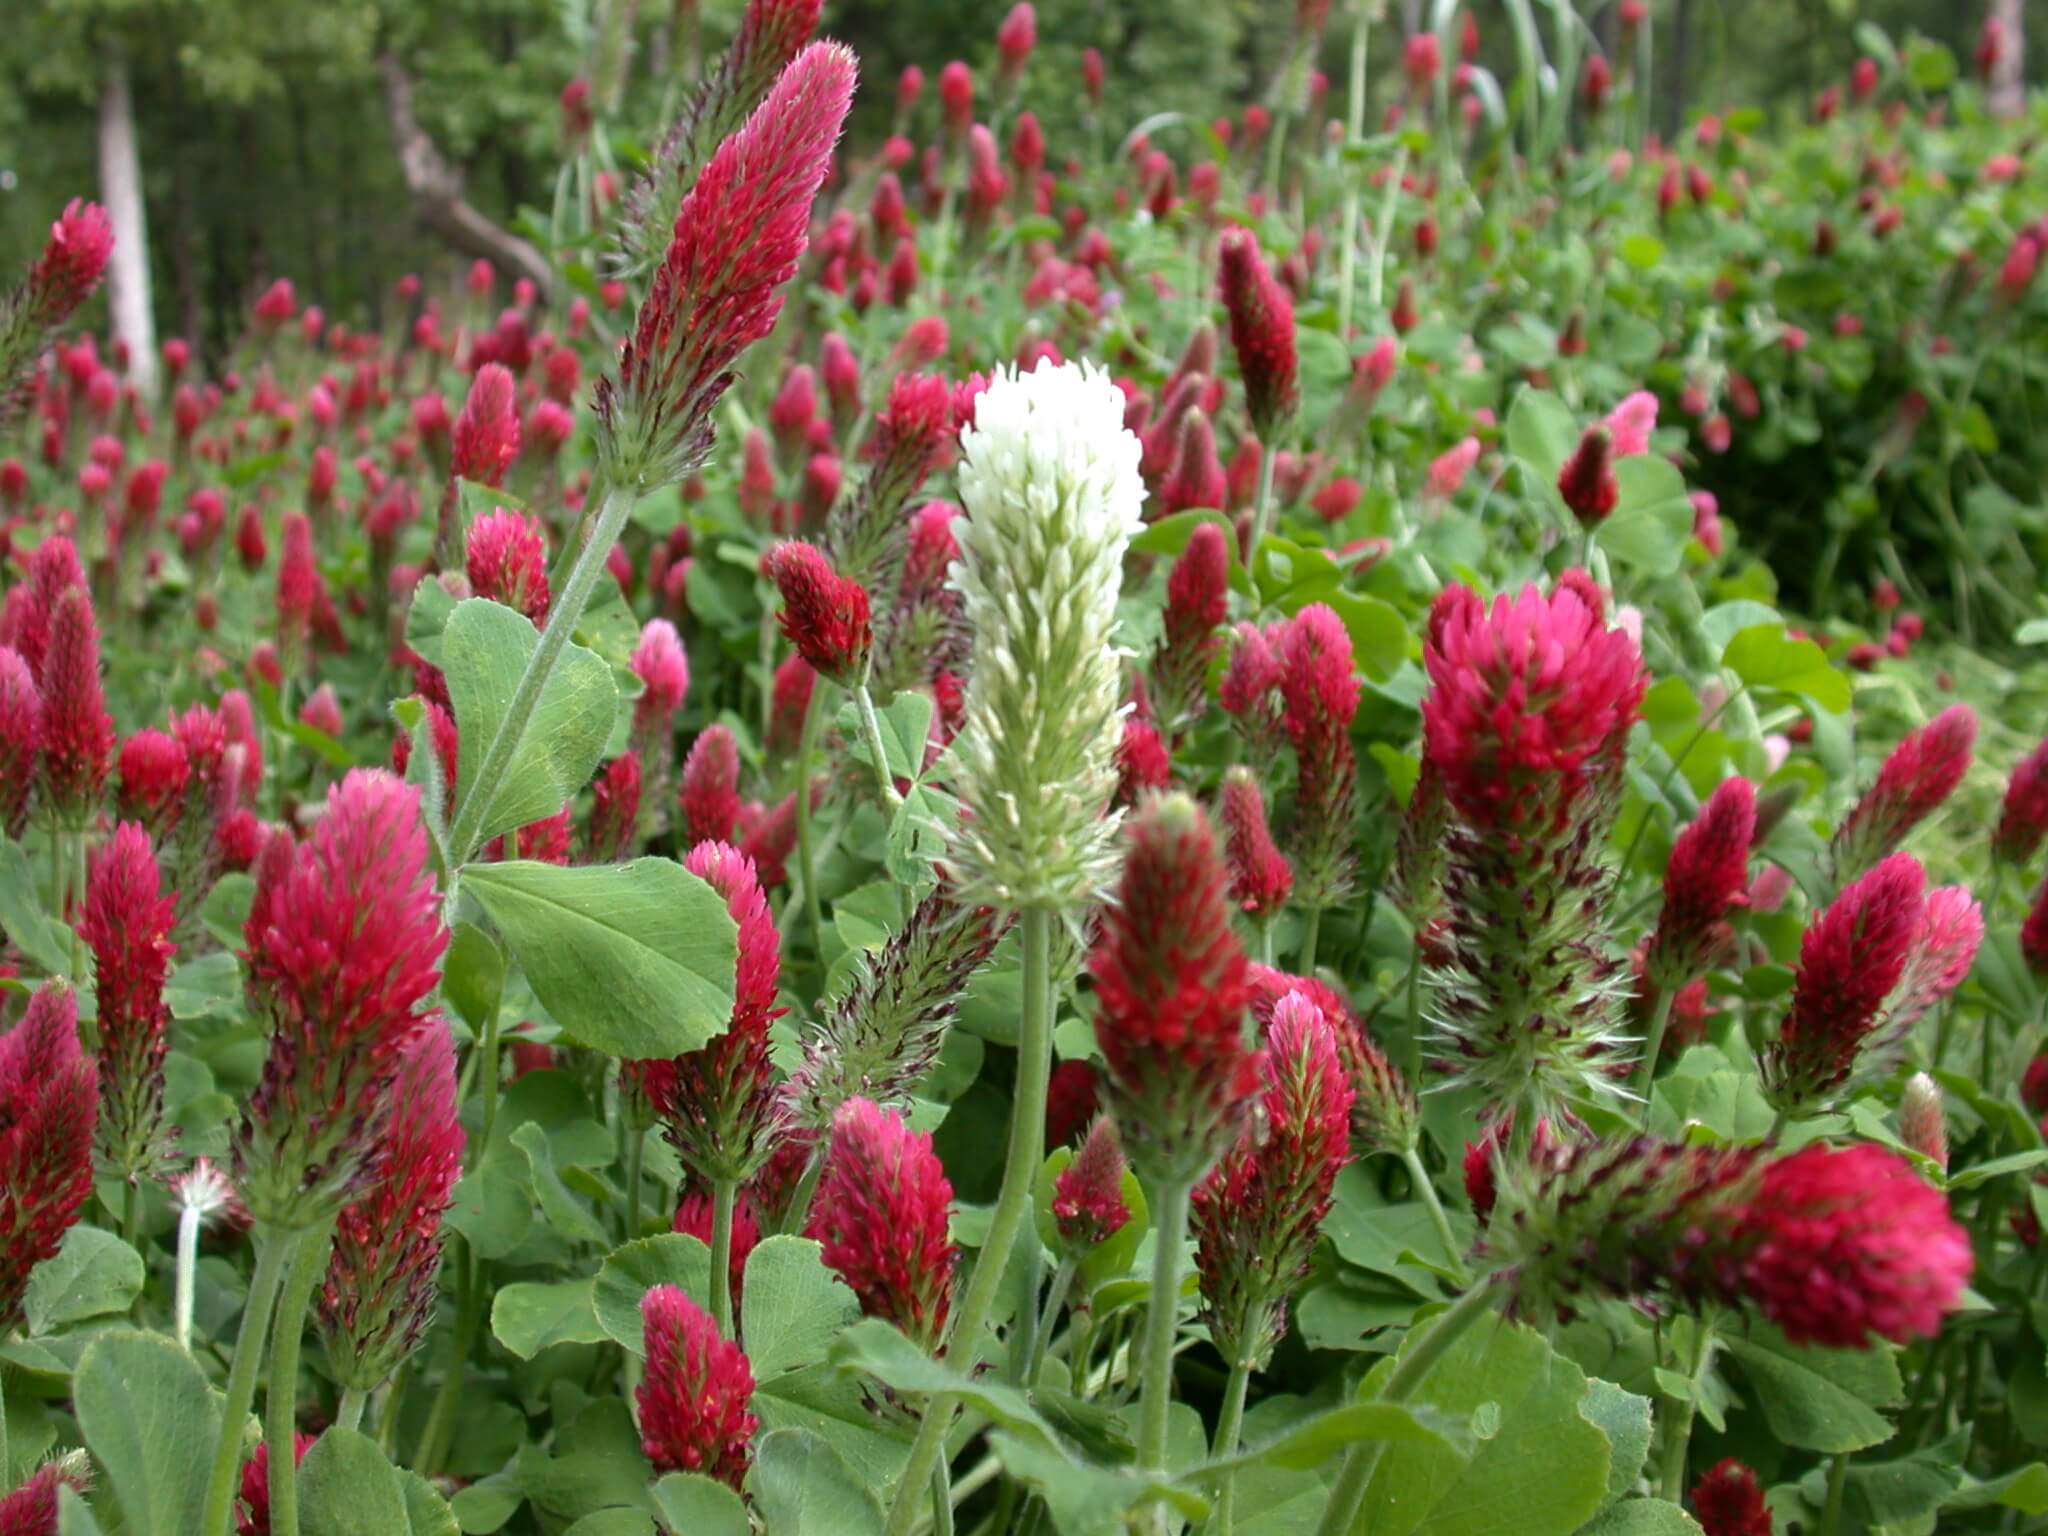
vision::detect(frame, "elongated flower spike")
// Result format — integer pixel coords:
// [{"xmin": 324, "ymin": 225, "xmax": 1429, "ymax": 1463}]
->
[
  {"xmin": 1645, "ymin": 776, "xmax": 1756, "ymax": 989},
  {"xmin": 1148, "ymin": 521, "xmax": 1229, "ymax": 736},
  {"xmin": 827, "ymin": 370, "xmax": 954, "ymax": 588},
  {"xmin": 680, "ymin": 724, "xmax": 743, "ymax": 844},
  {"xmin": 2, "ymin": 200, "xmax": 113, "ymax": 419},
  {"xmin": 1216, "ymin": 228, "xmax": 1299, "ymax": 447},
  {"xmin": 1866, "ymin": 884, "xmax": 1981, "ymax": 1070},
  {"xmin": 237, "ymin": 769, "xmax": 446, "ymax": 1228},
  {"xmin": 1251, "ymin": 967, "xmax": 1419, "ymax": 1156},
  {"xmin": 81, "ymin": 824, "xmax": 177, "ymax": 1180},
  {"xmin": 1423, "ymin": 580, "xmax": 1647, "ymax": 1125},
  {"xmin": 0, "ymin": 983, "xmax": 99, "ymax": 1323},
  {"xmin": 0, "ymin": 646, "xmax": 40, "ymax": 838},
  {"xmin": 1091, "ymin": 793, "xmax": 1257, "ymax": 1185},
  {"xmin": 1277, "ymin": 604, "xmax": 1361, "ymax": 910},
  {"xmin": 616, "ymin": 0, "xmax": 823, "ymax": 278},
  {"xmin": 1219, "ymin": 766, "xmax": 1293, "ymax": 920},
  {"xmin": 1830, "ymin": 704, "xmax": 1975, "ymax": 884},
  {"xmin": 1484, "ymin": 1134, "xmax": 1969, "ymax": 1347},
  {"xmin": 643, "ymin": 842, "xmax": 784, "ymax": 1184},
  {"xmin": 1557, "ymin": 425, "xmax": 1618, "ymax": 524},
  {"xmin": 1052, "ymin": 1116, "xmax": 1132, "ymax": 1253},
  {"xmin": 637, "ymin": 1284, "xmax": 759, "ymax": 1487},
  {"xmin": 1191, "ymin": 992, "xmax": 1353, "ymax": 1368},
  {"xmin": 1761, "ymin": 851, "xmax": 1925, "ymax": 1117},
  {"xmin": 1218, "ymin": 621, "xmax": 1287, "ymax": 768},
  {"xmin": 763, "ymin": 540, "xmax": 873, "ymax": 686},
  {"xmin": 37, "ymin": 585, "xmax": 113, "ymax": 826},
  {"xmin": 317, "ymin": 1025, "xmax": 464, "ymax": 1390},
  {"xmin": 948, "ymin": 360, "xmax": 1145, "ymax": 913},
  {"xmin": 1994, "ymin": 735, "xmax": 2048, "ymax": 868},
  {"xmin": 1691, "ymin": 1459, "xmax": 1772, "ymax": 1536},
  {"xmin": 784, "ymin": 893, "xmax": 1005, "ymax": 1128},
  {"xmin": 586, "ymin": 752, "xmax": 643, "ymax": 862},
  {"xmin": 1389, "ymin": 757, "xmax": 1450, "ymax": 960},
  {"xmin": 2025, "ymin": 879, "xmax": 2048, "ymax": 978},
  {"xmin": 806, "ymin": 1097, "xmax": 957, "ymax": 1350},
  {"xmin": 598, "ymin": 43, "xmax": 857, "ymax": 494}
]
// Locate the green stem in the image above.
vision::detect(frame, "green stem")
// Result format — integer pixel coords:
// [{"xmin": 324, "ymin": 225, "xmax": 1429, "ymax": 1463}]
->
[
  {"xmin": 1024, "ymin": 1259, "xmax": 1076, "ymax": 1388},
  {"xmin": 853, "ymin": 679, "xmax": 906, "ymax": 810},
  {"xmin": 0, "ymin": 1353, "xmax": 8, "ymax": 1483},
  {"xmin": 623, "ymin": 1120, "xmax": 645, "ymax": 1241},
  {"xmin": 336, "ymin": 1389, "xmax": 367, "ymax": 1434},
  {"xmin": 477, "ymin": 1002, "xmax": 506, "ymax": 1151},
  {"xmin": 1820, "ymin": 1452, "xmax": 1848, "ymax": 1536},
  {"xmin": 121, "ymin": 1179, "xmax": 142, "ymax": 1253},
  {"xmin": 444, "ymin": 483, "xmax": 640, "ymax": 867},
  {"xmin": 1658, "ymin": 1319, "xmax": 1712, "ymax": 1500},
  {"xmin": 1402, "ymin": 949, "xmax": 1424, "ymax": 1083},
  {"xmin": 1400, "ymin": 1148, "xmax": 1463, "ymax": 1276},
  {"xmin": 199, "ymin": 1232, "xmax": 292, "ymax": 1536},
  {"xmin": 1136, "ymin": 1177, "xmax": 1194, "ymax": 1530},
  {"xmin": 1629, "ymin": 984, "xmax": 1678, "ymax": 1111},
  {"xmin": 1767, "ymin": 1108, "xmax": 1791, "ymax": 1144},
  {"xmin": 930, "ymin": 1458, "xmax": 956, "ymax": 1536},
  {"xmin": 880, "ymin": 907, "xmax": 1056, "ymax": 1536},
  {"xmin": 1313, "ymin": 1278, "xmax": 1505, "ymax": 1536},
  {"xmin": 1246, "ymin": 436, "xmax": 1281, "ymax": 565},
  {"xmin": 1205, "ymin": 1355, "xmax": 1254, "ymax": 1536},
  {"xmin": 794, "ymin": 685, "xmax": 827, "ymax": 953},
  {"xmin": 412, "ymin": 1242, "xmax": 478, "ymax": 1476},
  {"xmin": 1297, "ymin": 904, "xmax": 1323, "ymax": 978},
  {"xmin": 1333, "ymin": 0, "xmax": 1372, "ymax": 341},
  {"xmin": 267, "ymin": 1223, "xmax": 332, "ymax": 1536},
  {"xmin": 709, "ymin": 1176, "xmax": 739, "ymax": 1338}
]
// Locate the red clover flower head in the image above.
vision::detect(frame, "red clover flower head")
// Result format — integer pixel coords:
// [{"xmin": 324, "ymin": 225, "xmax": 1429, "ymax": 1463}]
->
[
  {"xmin": 1645, "ymin": 776, "xmax": 1755, "ymax": 989},
  {"xmin": 450, "ymin": 363, "xmax": 520, "ymax": 487},
  {"xmin": 1052, "ymin": 1116, "xmax": 1132, "ymax": 1253},
  {"xmin": 1216, "ymin": 228, "xmax": 1299, "ymax": 445},
  {"xmin": 1994, "ymin": 735, "xmax": 2048, "ymax": 867},
  {"xmin": 1090, "ymin": 792, "xmax": 1257, "ymax": 1185},
  {"xmin": 37, "ymin": 585, "xmax": 113, "ymax": 825},
  {"xmin": 81, "ymin": 823, "xmax": 177, "ymax": 1178},
  {"xmin": 238, "ymin": 769, "xmax": 446, "ymax": 1227},
  {"xmin": 1831, "ymin": 704, "xmax": 1975, "ymax": 884},
  {"xmin": 1219, "ymin": 766, "xmax": 1293, "ymax": 919},
  {"xmin": 466, "ymin": 508, "xmax": 551, "ymax": 625},
  {"xmin": 1557, "ymin": 425, "xmax": 1618, "ymax": 525},
  {"xmin": 0, "ymin": 646, "xmax": 40, "ymax": 838},
  {"xmin": 631, "ymin": 618, "xmax": 692, "ymax": 737},
  {"xmin": 0, "ymin": 1456, "xmax": 92, "ymax": 1533},
  {"xmin": 1691, "ymin": 1459, "xmax": 1772, "ymax": 1536},
  {"xmin": 680, "ymin": 724, "xmax": 743, "ymax": 845},
  {"xmin": 1149, "ymin": 521, "xmax": 1230, "ymax": 733},
  {"xmin": 637, "ymin": 1284, "xmax": 759, "ymax": 1486},
  {"xmin": 0, "ymin": 983, "xmax": 99, "ymax": 1323},
  {"xmin": 806, "ymin": 1097, "xmax": 956, "ymax": 1349},
  {"xmin": 763, "ymin": 540, "xmax": 872, "ymax": 685}
]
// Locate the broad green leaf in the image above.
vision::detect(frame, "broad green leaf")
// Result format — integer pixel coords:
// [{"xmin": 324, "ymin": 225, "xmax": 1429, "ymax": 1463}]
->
[
  {"xmin": 444, "ymin": 1161, "xmax": 533, "ymax": 1261},
  {"xmin": 442, "ymin": 922, "xmax": 506, "ymax": 1038},
  {"xmin": 830, "ymin": 1317, "xmax": 1062, "ymax": 1454},
  {"xmin": 398, "ymin": 1470, "xmax": 461, "ymax": 1536},
  {"xmin": 1722, "ymin": 1325, "xmax": 1900, "ymax": 1452},
  {"xmin": 465, "ymin": 859, "xmax": 737, "ymax": 1059},
  {"xmin": 1836, "ymin": 1437, "xmax": 1964, "ymax": 1529},
  {"xmin": 164, "ymin": 951, "xmax": 242, "ymax": 1020},
  {"xmin": 746, "ymin": 1428, "xmax": 886, "ymax": 1536},
  {"xmin": 56, "ymin": 1488, "xmax": 101, "ymax": 1536},
  {"xmin": 1360, "ymin": 1315, "xmax": 1611, "ymax": 1536},
  {"xmin": 490, "ymin": 1278, "xmax": 605, "ymax": 1359},
  {"xmin": 1619, "ymin": 234, "xmax": 1664, "ymax": 271},
  {"xmin": 512, "ymin": 1399, "xmax": 653, "ymax": 1522},
  {"xmin": 442, "ymin": 597, "xmax": 617, "ymax": 849},
  {"xmin": 990, "ymin": 1429, "xmax": 1210, "ymax": 1536},
  {"xmin": 1506, "ymin": 388, "xmax": 1578, "ymax": 485},
  {"xmin": 1575, "ymin": 1499, "xmax": 1703, "ymax": 1534},
  {"xmin": 301, "ymin": 1428, "xmax": 410, "ymax": 1535},
  {"xmin": 743, "ymin": 1237, "xmax": 861, "ymax": 1381},
  {"xmin": 510, "ymin": 1120, "xmax": 607, "ymax": 1246},
  {"xmin": 1596, "ymin": 456, "xmax": 1693, "ymax": 578},
  {"xmin": 561, "ymin": 1515, "xmax": 654, "ymax": 1536},
  {"xmin": 0, "ymin": 838, "xmax": 71, "ymax": 975},
  {"xmin": 24, "ymin": 1226, "xmax": 143, "ymax": 1334},
  {"xmin": 1323, "ymin": 592, "xmax": 1410, "ymax": 683},
  {"xmin": 594, "ymin": 1233, "xmax": 713, "ymax": 1355},
  {"xmin": 404, "ymin": 574, "xmax": 458, "ymax": 669},
  {"xmin": 650, "ymin": 1474, "xmax": 751, "ymax": 1536},
  {"xmin": 1946, "ymin": 1462, "xmax": 2048, "ymax": 1516},
  {"xmin": 1198, "ymin": 1400, "xmax": 1469, "ymax": 1476},
  {"xmin": 837, "ymin": 691, "xmax": 932, "ymax": 780},
  {"xmin": 1721, "ymin": 624, "xmax": 1851, "ymax": 714},
  {"xmin": 73, "ymin": 1331, "xmax": 221, "ymax": 1536},
  {"xmin": 1579, "ymin": 1378, "xmax": 1654, "ymax": 1508}
]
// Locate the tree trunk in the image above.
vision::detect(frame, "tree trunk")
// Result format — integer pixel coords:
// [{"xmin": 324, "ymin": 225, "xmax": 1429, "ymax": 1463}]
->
[
  {"xmin": 377, "ymin": 52, "xmax": 555, "ymax": 297},
  {"xmin": 98, "ymin": 54, "xmax": 158, "ymax": 399},
  {"xmin": 1989, "ymin": 0, "xmax": 2024, "ymax": 119}
]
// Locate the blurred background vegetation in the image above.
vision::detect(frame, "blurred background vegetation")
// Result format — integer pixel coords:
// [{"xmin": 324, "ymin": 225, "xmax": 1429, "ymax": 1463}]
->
[{"xmin": 0, "ymin": 0, "xmax": 2031, "ymax": 359}]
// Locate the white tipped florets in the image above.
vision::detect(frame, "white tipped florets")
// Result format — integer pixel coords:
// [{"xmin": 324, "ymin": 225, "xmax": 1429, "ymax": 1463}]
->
[{"xmin": 946, "ymin": 359, "xmax": 1145, "ymax": 912}]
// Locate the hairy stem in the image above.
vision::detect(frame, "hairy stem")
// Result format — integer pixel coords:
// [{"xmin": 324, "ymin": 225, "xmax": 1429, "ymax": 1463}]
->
[
  {"xmin": 794, "ymin": 684, "xmax": 827, "ymax": 952},
  {"xmin": 1205, "ymin": 1355, "xmax": 1254, "ymax": 1535},
  {"xmin": 881, "ymin": 907, "xmax": 1055, "ymax": 1536},
  {"xmin": 1401, "ymin": 1147, "xmax": 1463, "ymax": 1277},
  {"xmin": 854, "ymin": 679, "xmax": 906, "ymax": 810},
  {"xmin": 199, "ymin": 1232, "xmax": 292, "ymax": 1536},
  {"xmin": 710, "ymin": 1176, "xmax": 739, "ymax": 1338},
  {"xmin": 1136, "ymin": 1178, "xmax": 1194, "ymax": 1533},
  {"xmin": 336, "ymin": 1389, "xmax": 368, "ymax": 1434},
  {"xmin": 1628, "ymin": 982, "xmax": 1679, "ymax": 1112},
  {"xmin": 266, "ymin": 1223, "xmax": 333, "ymax": 1536}
]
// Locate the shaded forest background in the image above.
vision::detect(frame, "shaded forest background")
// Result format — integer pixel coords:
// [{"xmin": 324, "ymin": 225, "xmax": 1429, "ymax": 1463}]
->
[{"xmin": 0, "ymin": 0, "xmax": 2030, "ymax": 363}]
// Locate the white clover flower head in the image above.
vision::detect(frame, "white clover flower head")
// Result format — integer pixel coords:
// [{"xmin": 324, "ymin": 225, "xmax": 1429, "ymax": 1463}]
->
[
  {"xmin": 946, "ymin": 358, "xmax": 1145, "ymax": 913},
  {"xmin": 171, "ymin": 1156, "xmax": 242, "ymax": 1225}
]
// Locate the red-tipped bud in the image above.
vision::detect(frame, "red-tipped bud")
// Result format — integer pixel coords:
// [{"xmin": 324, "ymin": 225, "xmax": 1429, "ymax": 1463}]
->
[
  {"xmin": 766, "ymin": 655, "xmax": 816, "ymax": 757},
  {"xmin": 1219, "ymin": 766, "xmax": 1293, "ymax": 919},
  {"xmin": 1993, "ymin": 736, "xmax": 2048, "ymax": 867},
  {"xmin": 586, "ymin": 752, "xmax": 643, "ymax": 864},
  {"xmin": 450, "ymin": 363, "xmax": 520, "ymax": 486},
  {"xmin": 0, "ymin": 647, "xmax": 41, "ymax": 838},
  {"xmin": 679, "ymin": 725, "xmax": 742, "ymax": 846},
  {"xmin": 1052, "ymin": 1116, "xmax": 1131, "ymax": 1253},
  {"xmin": 637, "ymin": 1285, "xmax": 758, "ymax": 1485},
  {"xmin": 1557, "ymin": 425, "xmax": 1619, "ymax": 525},
  {"xmin": 631, "ymin": 618, "xmax": 691, "ymax": 738},
  {"xmin": 81, "ymin": 823, "xmax": 177, "ymax": 1178},
  {"xmin": 36, "ymin": 586, "xmax": 113, "ymax": 823},
  {"xmin": 1691, "ymin": 1459, "xmax": 1772, "ymax": 1536},
  {"xmin": 1646, "ymin": 777, "xmax": 1755, "ymax": 988}
]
